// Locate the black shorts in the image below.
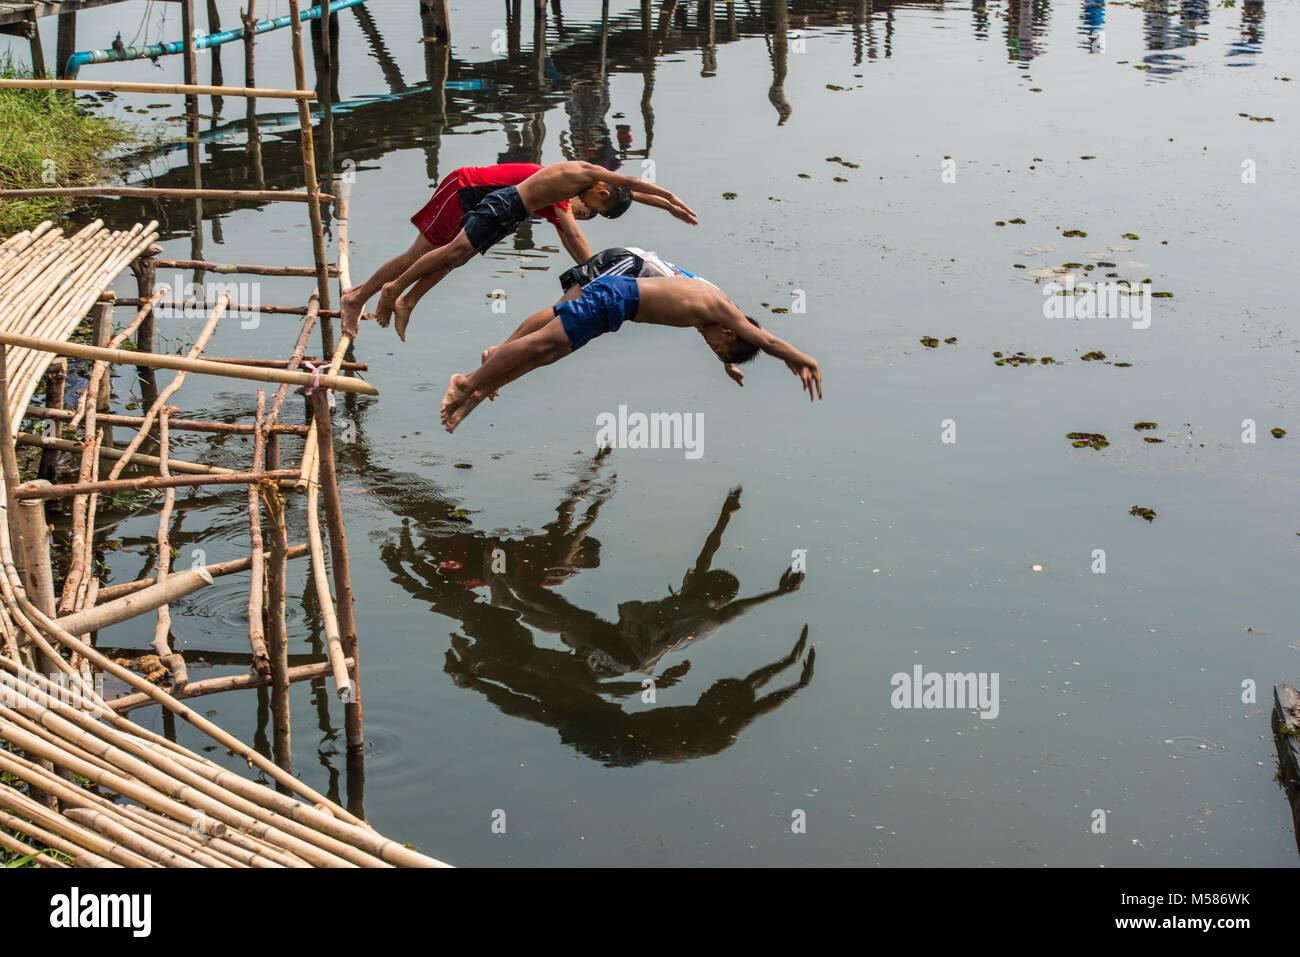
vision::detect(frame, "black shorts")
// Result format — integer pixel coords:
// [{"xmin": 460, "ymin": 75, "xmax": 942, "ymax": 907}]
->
[
  {"xmin": 559, "ymin": 247, "xmax": 645, "ymax": 292},
  {"xmin": 459, "ymin": 185, "xmax": 529, "ymax": 255}
]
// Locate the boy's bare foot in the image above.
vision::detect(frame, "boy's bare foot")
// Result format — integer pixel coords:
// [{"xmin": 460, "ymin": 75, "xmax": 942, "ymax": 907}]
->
[
  {"xmin": 441, "ymin": 374, "xmax": 472, "ymax": 426},
  {"xmin": 375, "ymin": 283, "xmax": 398, "ymax": 327},
  {"xmin": 340, "ymin": 288, "xmax": 364, "ymax": 339},
  {"xmin": 393, "ymin": 297, "xmax": 414, "ymax": 342},
  {"xmin": 445, "ymin": 390, "xmax": 485, "ymax": 433},
  {"xmin": 480, "ymin": 346, "xmax": 498, "ymax": 364}
]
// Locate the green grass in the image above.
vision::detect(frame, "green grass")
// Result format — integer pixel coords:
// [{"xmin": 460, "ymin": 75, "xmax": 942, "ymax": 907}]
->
[{"xmin": 0, "ymin": 55, "xmax": 132, "ymax": 235}]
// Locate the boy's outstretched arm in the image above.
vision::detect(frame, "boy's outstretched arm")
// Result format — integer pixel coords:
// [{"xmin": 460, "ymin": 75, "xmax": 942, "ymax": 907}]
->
[
  {"xmin": 552, "ymin": 207, "xmax": 593, "ymax": 263},
  {"xmin": 573, "ymin": 161, "xmax": 698, "ymax": 225},
  {"xmin": 718, "ymin": 303, "xmax": 823, "ymax": 402}
]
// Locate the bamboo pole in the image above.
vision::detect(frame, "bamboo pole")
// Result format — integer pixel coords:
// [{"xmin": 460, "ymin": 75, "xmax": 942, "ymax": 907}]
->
[
  {"xmin": 0, "ymin": 806, "xmax": 120, "ymax": 868},
  {"xmin": 106, "ymin": 298, "xmax": 362, "ymax": 321},
  {"xmin": 0, "ymin": 331, "xmax": 378, "ymax": 396},
  {"xmin": 312, "ymin": 389, "xmax": 361, "ymax": 749},
  {"xmin": 149, "ymin": 412, "xmax": 189, "ymax": 690},
  {"xmin": 246, "ymin": 392, "xmax": 270, "ymax": 677},
  {"xmin": 263, "ymin": 478, "xmax": 291, "ymax": 768},
  {"xmin": 15, "ymin": 470, "xmax": 301, "ymax": 501},
  {"xmin": 286, "ymin": 0, "xmax": 334, "ymax": 347},
  {"xmin": 107, "ymin": 658, "xmax": 349, "ymax": 714},
  {"xmin": 0, "ymin": 187, "xmax": 335, "ymax": 204},
  {"xmin": 0, "ymin": 78, "xmax": 315, "ymax": 100},
  {"xmin": 26, "ymin": 407, "xmax": 311, "ymax": 436},
  {"xmin": 305, "ymin": 475, "xmax": 351, "ymax": 703},
  {"xmin": 95, "ymin": 545, "xmax": 310, "ymax": 604},
  {"xmin": 54, "ymin": 567, "xmax": 214, "ymax": 637},
  {"xmin": 153, "ymin": 258, "xmax": 339, "ymax": 276},
  {"xmin": 16, "ymin": 431, "xmax": 303, "ymax": 478}
]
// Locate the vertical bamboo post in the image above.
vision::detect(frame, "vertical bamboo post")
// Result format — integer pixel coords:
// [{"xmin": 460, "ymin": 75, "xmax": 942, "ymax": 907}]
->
[
  {"xmin": 246, "ymin": 393, "xmax": 270, "ymax": 677},
  {"xmin": 14, "ymin": 486, "xmax": 60, "ymax": 679},
  {"xmin": 310, "ymin": 389, "xmax": 361, "ymax": 752},
  {"xmin": 36, "ymin": 359, "xmax": 65, "ymax": 483},
  {"xmin": 182, "ymin": 0, "xmax": 205, "ymax": 267},
  {"xmin": 286, "ymin": 0, "xmax": 334, "ymax": 356},
  {"xmin": 262, "ymin": 473, "xmax": 291, "ymax": 770}
]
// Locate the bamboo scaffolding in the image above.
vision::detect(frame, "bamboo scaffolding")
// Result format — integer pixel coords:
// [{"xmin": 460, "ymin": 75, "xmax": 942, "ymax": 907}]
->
[
  {"xmin": 16, "ymin": 431, "xmax": 302, "ymax": 477},
  {"xmin": 106, "ymin": 297, "xmax": 363, "ymax": 322},
  {"xmin": 153, "ymin": 258, "xmax": 340, "ymax": 276},
  {"xmin": 0, "ymin": 78, "xmax": 315, "ymax": 99},
  {"xmin": 95, "ymin": 545, "xmax": 310, "ymax": 603},
  {"xmin": 0, "ymin": 331, "xmax": 378, "ymax": 395},
  {"xmin": 107, "ymin": 657, "xmax": 349, "ymax": 714},
  {"xmin": 16, "ymin": 470, "xmax": 301, "ymax": 501},
  {"xmin": 152, "ymin": 413, "xmax": 188, "ymax": 692},
  {"xmin": 25, "ymin": 407, "xmax": 311, "ymax": 436}
]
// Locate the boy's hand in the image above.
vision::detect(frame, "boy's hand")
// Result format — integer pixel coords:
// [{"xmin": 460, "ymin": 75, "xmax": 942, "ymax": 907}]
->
[
  {"xmin": 667, "ymin": 194, "xmax": 698, "ymax": 225},
  {"xmin": 786, "ymin": 356, "xmax": 823, "ymax": 402},
  {"xmin": 724, "ymin": 362, "xmax": 744, "ymax": 387}
]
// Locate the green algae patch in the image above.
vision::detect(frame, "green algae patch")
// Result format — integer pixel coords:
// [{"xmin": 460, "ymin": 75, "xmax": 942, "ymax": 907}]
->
[
  {"xmin": 943, "ymin": 337, "xmax": 958, "ymax": 345},
  {"xmin": 1129, "ymin": 506, "xmax": 1157, "ymax": 522},
  {"xmin": 1080, "ymin": 351, "xmax": 1106, "ymax": 361},
  {"xmin": 1122, "ymin": 233, "xmax": 1140, "ymax": 240},
  {"xmin": 1062, "ymin": 229, "xmax": 1087, "ymax": 238},
  {"xmin": 722, "ymin": 192, "xmax": 737, "ymax": 199},
  {"xmin": 1271, "ymin": 428, "xmax": 1286, "ymax": 438},
  {"xmin": 1143, "ymin": 437, "xmax": 1164, "ymax": 443},
  {"xmin": 1133, "ymin": 422, "xmax": 1159, "ymax": 430},
  {"xmin": 920, "ymin": 336, "xmax": 940, "ymax": 348},
  {"xmin": 1067, "ymin": 432, "xmax": 1109, "ymax": 449}
]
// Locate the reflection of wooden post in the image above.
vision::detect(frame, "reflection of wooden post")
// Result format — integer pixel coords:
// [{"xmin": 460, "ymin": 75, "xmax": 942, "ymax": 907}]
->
[
  {"xmin": 702, "ymin": 0, "xmax": 716, "ymax": 76},
  {"xmin": 534, "ymin": 0, "xmax": 547, "ymax": 86},
  {"xmin": 769, "ymin": 0, "xmax": 792, "ymax": 125},
  {"xmin": 509, "ymin": 0, "xmax": 522, "ymax": 56},
  {"xmin": 55, "ymin": 11, "xmax": 77, "ymax": 79},
  {"xmin": 37, "ymin": 360, "xmax": 65, "ymax": 483},
  {"xmin": 206, "ymin": 0, "xmax": 224, "ymax": 105},
  {"xmin": 181, "ymin": 0, "xmax": 204, "ymax": 268},
  {"xmin": 129, "ymin": 248, "xmax": 159, "ymax": 407},
  {"xmin": 90, "ymin": 300, "xmax": 113, "ymax": 451}
]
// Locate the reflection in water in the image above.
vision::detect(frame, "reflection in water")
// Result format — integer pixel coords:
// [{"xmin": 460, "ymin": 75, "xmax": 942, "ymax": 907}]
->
[
  {"xmin": 1079, "ymin": 0, "xmax": 1105, "ymax": 53},
  {"xmin": 369, "ymin": 448, "xmax": 814, "ymax": 766}
]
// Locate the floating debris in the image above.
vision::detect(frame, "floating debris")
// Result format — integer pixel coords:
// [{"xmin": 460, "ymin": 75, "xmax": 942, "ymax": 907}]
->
[
  {"xmin": 995, "ymin": 221, "xmax": 1006, "ymax": 227},
  {"xmin": 1150, "ymin": 291, "xmax": 1173, "ymax": 298},
  {"xmin": 1143, "ymin": 437, "xmax": 1164, "ymax": 443},
  {"xmin": 1129, "ymin": 506, "xmax": 1157, "ymax": 522},
  {"xmin": 920, "ymin": 336, "xmax": 940, "ymax": 348},
  {"xmin": 1067, "ymin": 432, "xmax": 1109, "ymax": 449},
  {"xmin": 1008, "ymin": 217, "xmax": 1026, "ymax": 225},
  {"xmin": 797, "ymin": 173, "xmax": 811, "ymax": 179},
  {"xmin": 943, "ymin": 337, "xmax": 958, "ymax": 345},
  {"xmin": 1112, "ymin": 362, "xmax": 1133, "ymax": 368},
  {"xmin": 770, "ymin": 306, "xmax": 789, "ymax": 314},
  {"xmin": 1133, "ymin": 422, "xmax": 1159, "ymax": 430},
  {"xmin": 1062, "ymin": 229, "xmax": 1087, "ymax": 238},
  {"xmin": 454, "ymin": 462, "xmax": 473, "ymax": 469},
  {"xmin": 1121, "ymin": 233, "xmax": 1140, "ymax": 240},
  {"xmin": 1080, "ymin": 155, "xmax": 1096, "ymax": 160},
  {"xmin": 722, "ymin": 191, "xmax": 737, "ymax": 199},
  {"xmin": 826, "ymin": 156, "xmax": 860, "ymax": 169},
  {"xmin": 1080, "ymin": 351, "xmax": 1106, "ymax": 361},
  {"xmin": 1271, "ymin": 427, "xmax": 1287, "ymax": 438},
  {"xmin": 833, "ymin": 176, "xmax": 848, "ymax": 183}
]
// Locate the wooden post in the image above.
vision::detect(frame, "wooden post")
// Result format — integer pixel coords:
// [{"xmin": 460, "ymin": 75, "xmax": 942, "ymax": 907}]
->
[
  {"xmin": 182, "ymin": 0, "xmax": 205, "ymax": 269},
  {"xmin": 534, "ymin": 0, "xmax": 547, "ymax": 86},
  {"xmin": 509, "ymin": 0, "xmax": 522, "ymax": 56},
  {"xmin": 27, "ymin": 12, "xmax": 46, "ymax": 77},
  {"xmin": 246, "ymin": 393, "xmax": 270, "ymax": 677},
  {"xmin": 311, "ymin": 390, "xmax": 361, "ymax": 752},
  {"xmin": 14, "ymin": 484, "xmax": 61, "ymax": 678},
  {"xmin": 263, "ymin": 473, "xmax": 291, "ymax": 770},
  {"xmin": 55, "ymin": 11, "xmax": 77, "ymax": 80},
  {"xmin": 36, "ymin": 359, "xmax": 65, "ymax": 484}
]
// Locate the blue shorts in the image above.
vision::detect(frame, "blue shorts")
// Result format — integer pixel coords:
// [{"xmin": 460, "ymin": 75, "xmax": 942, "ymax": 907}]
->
[
  {"xmin": 460, "ymin": 185, "xmax": 528, "ymax": 254},
  {"xmin": 555, "ymin": 275, "xmax": 640, "ymax": 351}
]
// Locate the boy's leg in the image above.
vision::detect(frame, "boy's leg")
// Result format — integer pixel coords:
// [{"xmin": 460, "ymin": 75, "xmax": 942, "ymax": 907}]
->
[
  {"xmin": 339, "ymin": 234, "xmax": 433, "ymax": 338},
  {"xmin": 389, "ymin": 259, "xmax": 459, "ymax": 342},
  {"xmin": 441, "ymin": 312, "xmax": 572, "ymax": 432},
  {"xmin": 375, "ymin": 231, "xmax": 478, "ymax": 328}
]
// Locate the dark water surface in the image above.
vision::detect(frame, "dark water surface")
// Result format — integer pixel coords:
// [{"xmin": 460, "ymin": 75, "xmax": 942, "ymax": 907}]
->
[{"xmin": 10, "ymin": 0, "xmax": 1298, "ymax": 865}]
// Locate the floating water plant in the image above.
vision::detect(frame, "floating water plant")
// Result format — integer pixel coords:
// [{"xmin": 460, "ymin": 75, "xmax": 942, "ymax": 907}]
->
[
  {"xmin": 1062, "ymin": 229, "xmax": 1087, "ymax": 238},
  {"xmin": 722, "ymin": 192, "xmax": 737, "ymax": 199},
  {"xmin": 1122, "ymin": 233, "xmax": 1140, "ymax": 240},
  {"xmin": 920, "ymin": 337, "xmax": 940, "ymax": 348},
  {"xmin": 1133, "ymin": 422, "xmax": 1158, "ymax": 430},
  {"xmin": 1081, "ymin": 351, "xmax": 1106, "ymax": 361},
  {"xmin": 943, "ymin": 337, "xmax": 958, "ymax": 345},
  {"xmin": 1009, "ymin": 217, "xmax": 1026, "ymax": 224},
  {"xmin": 1271, "ymin": 428, "xmax": 1286, "ymax": 438},
  {"xmin": 1067, "ymin": 432, "xmax": 1109, "ymax": 449},
  {"xmin": 1129, "ymin": 506, "xmax": 1156, "ymax": 522}
]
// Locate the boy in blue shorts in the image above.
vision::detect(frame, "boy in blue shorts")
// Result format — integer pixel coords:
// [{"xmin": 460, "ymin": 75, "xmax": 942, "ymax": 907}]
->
[{"xmin": 440, "ymin": 275, "xmax": 823, "ymax": 434}]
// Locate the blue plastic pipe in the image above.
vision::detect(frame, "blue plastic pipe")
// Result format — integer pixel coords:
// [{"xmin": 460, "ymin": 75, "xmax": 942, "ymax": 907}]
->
[{"xmin": 64, "ymin": 0, "xmax": 370, "ymax": 79}]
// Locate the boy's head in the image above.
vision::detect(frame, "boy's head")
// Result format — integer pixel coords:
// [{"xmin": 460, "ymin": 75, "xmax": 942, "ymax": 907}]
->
[
  {"xmin": 575, "ymin": 182, "xmax": 634, "ymax": 220},
  {"xmin": 699, "ymin": 315, "xmax": 762, "ymax": 366}
]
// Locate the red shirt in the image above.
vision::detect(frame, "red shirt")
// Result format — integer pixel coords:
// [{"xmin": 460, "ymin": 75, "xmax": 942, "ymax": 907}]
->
[{"xmin": 456, "ymin": 163, "xmax": 569, "ymax": 226}]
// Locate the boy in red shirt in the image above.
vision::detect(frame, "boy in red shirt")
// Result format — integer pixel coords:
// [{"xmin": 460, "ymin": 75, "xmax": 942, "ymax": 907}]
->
[{"xmin": 341, "ymin": 161, "xmax": 697, "ymax": 341}]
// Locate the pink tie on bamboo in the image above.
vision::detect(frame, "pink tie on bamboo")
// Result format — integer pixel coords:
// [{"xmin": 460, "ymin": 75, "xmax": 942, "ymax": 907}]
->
[{"xmin": 303, "ymin": 361, "xmax": 335, "ymax": 408}]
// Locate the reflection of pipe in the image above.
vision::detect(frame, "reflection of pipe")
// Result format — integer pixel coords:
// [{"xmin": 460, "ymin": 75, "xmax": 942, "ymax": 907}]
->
[{"xmin": 65, "ymin": 0, "xmax": 369, "ymax": 78}]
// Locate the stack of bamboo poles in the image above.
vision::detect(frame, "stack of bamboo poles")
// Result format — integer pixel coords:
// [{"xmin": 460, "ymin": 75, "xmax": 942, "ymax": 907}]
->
[{"xmin": 0, "ymin": 224, "xmax": 444, "ymax": 866}]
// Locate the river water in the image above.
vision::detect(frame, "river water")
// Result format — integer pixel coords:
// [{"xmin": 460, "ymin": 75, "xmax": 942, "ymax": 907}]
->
[{"xmin": 9, "ymin": 0, "xmax": 1298, "ymax": 865}]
